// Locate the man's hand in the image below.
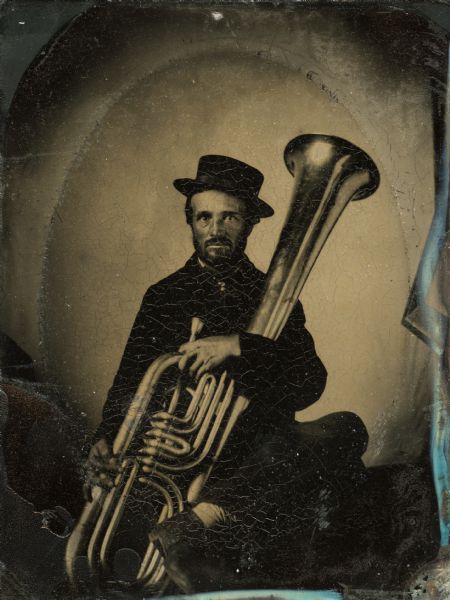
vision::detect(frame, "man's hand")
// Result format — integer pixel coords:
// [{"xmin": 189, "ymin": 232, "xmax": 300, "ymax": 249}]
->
[
  {"xmin": 178, "ymin": 335, "xmax": 241, "ymax": 379},
  {"xmin": 83, "ymin": 438, "xmax": 120, "ymax": 501}
]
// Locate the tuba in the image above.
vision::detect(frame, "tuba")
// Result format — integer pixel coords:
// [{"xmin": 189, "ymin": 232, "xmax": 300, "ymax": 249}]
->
[{"xmin": 66, "ymin": 134, "xmax": 379, "ymax": 594}]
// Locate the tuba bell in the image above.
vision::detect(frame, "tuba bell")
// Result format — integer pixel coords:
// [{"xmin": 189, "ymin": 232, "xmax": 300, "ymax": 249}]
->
[{"xmin": 65, "ymin": 134, "xmax": 380, "ymax": 594}]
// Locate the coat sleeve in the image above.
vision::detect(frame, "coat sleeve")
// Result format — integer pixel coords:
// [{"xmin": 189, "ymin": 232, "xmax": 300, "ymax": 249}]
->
[
  {"xmin": 94, "ymin": 286, "xmax": 168, "ymax": 444},
  {"xmin": 233, "ymin": 301, "xmax": 327, "ymax": 414}
]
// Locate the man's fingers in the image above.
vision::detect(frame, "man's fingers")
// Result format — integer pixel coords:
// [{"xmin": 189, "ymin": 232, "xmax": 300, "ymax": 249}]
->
[
  {"xmin": 84, "ymin": 457, "xmax": 120, "ymax": 493},
  {"xmin": 178, "ymin": 339, "xmax": 223, "ymax": 376},
  {"xmin": 189, "ymin": 353, "xmax": 208, "ymax": 376},
  {"xmin": 92, "ymin": 439, "xmax": 113, "ymax": 460},
  {"xmin": 179, "ymin": 340, "xmax": 203, "ymax": 353},
  {"xmin": 86, "ymin": 471, "xmax": 114, "ymax": 490},
  {"xmin": 88, "ymin": 456, "xmax": 119, "ymax": 473},
  {"xmin": 85, "ymin": 472, "xmax": 113, "ymax": 491},
  {"xmin": 178, "ymin": 341, "xmax": 193, "ymax": 353},
  {"xmin": 88, "ymin": 455, "xmax": 107, "ymax": 469},
  {"xmin": 83, "ymin": 438, "xmax": 118, "ymax": 496},
  {"xmin": 98, "ymin": 472, "xmax": 114, "ymax": 487},
  {"xmin": 195, "ymin": 359, "xmax": 213, "ymax": 380},
  {"xmin": 96, "ymin": 447, "xmax": 110, "ymax": 460},
  {"xmin": 178, "ymin": 349, "xmax": 199, "ymax": 371},
  {"xmin": 178, "ymin": 353, "xmax": 189, "ymax": 371}
]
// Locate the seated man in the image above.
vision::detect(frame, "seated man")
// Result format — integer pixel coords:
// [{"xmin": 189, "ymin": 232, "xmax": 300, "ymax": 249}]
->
[{"xmin": 86, "ymin": 155, "xmax": 368, "ymax": 592}]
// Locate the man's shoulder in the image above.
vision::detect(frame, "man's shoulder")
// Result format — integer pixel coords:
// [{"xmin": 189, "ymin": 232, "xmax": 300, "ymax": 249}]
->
[
  {"xmin": 151, "ymin": 265, "xmax": 191, "ymax": 289},
  {"xmin": 141, "ymin": 260, "xmax": 196, "ymax": 302},
  {"xmin": 246, "ymin": 262, "xmax": 266, "ymax": 282}
]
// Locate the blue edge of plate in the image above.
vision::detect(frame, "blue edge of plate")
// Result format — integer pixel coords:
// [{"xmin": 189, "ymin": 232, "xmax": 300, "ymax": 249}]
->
[
  {"xmin": 429, "ymin": 44, "xmax": 450, "ymax": 550},
  {"xmin": 161, "ymin": 590, "xmax": 342, "ymax": 600}
]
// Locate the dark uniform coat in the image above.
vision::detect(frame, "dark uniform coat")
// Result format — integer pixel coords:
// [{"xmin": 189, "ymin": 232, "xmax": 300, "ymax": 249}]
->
[{"xmin": 96, "ymin": 253, "xmax": 327, "ymax": 446}]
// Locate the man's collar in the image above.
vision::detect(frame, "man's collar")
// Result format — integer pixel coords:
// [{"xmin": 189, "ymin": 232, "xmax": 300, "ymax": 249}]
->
[{"xmin": 184, "ymin": 253, "xmax": 259, "ymax": 284}]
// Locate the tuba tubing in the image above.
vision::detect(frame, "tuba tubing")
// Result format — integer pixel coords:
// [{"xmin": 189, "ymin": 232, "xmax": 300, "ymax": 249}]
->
[
  {"xmin": 248, "ymin": 134, "xmax": 379, "ymax": 339},
  {"xmin": 65, "ymin": 134, "xmax": 379, "ymax": 593}
]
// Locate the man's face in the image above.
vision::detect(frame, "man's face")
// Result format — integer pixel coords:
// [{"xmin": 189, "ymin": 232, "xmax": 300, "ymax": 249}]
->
[{"xmin": 190, "ymin": 190, "xmax": 251, "ymax": 267}]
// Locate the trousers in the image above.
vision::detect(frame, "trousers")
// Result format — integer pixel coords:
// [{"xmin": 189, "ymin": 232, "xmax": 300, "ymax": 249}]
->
[{"xmin": 193, "ymin": 411, "xmax": 368, "ymax": 576}]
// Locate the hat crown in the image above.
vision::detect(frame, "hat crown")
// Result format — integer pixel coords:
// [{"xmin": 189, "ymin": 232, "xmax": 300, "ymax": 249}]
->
[
  {"xmin": 173, "ymin": 154, "xmax": 274, "ymax": 218},
  {"xmin": 196, "ymin": 155, "xmax": 264, "ymax": 193}
]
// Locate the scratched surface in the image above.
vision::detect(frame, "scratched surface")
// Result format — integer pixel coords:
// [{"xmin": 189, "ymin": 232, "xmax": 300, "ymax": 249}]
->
[{"xmin": 0, "ymin": 3, "xmax": 448, "ymax": 599}]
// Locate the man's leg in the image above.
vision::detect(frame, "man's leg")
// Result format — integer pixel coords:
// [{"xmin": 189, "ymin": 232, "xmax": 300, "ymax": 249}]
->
[{"xmin": 152, "ymin": 411, "xmax": 369, "ymax": 591}]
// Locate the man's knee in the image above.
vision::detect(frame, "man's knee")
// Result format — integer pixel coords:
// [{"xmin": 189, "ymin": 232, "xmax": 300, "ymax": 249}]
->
[{"xmin": 295, "ymin": 411, "xmax": 368, "ymax": 457}]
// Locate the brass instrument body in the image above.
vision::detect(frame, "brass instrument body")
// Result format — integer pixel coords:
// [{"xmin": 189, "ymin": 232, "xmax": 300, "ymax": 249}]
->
[
  {"xmin": 67, "ymin": 354, "xmax": 248, "ymax": 592},
  {"xmin": 65, "ymin": 134, "xmax": 380, "ymax": 594}
]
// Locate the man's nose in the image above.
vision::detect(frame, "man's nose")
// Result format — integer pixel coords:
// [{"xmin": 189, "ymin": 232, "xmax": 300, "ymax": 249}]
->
[{"xmin": 209, "ymin": 217, "xmax": 224, "ymax": 236}]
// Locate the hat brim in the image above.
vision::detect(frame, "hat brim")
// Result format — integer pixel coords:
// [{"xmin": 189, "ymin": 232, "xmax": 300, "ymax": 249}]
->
[{"xmin": 173, "ymin": 178, "xmax": 274, "ymax": 218}]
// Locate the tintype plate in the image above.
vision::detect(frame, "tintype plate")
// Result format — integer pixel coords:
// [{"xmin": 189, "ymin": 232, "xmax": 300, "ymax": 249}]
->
[{"xmin": 0, "ymin": 2, "xmax": 449, "ymax": 599}]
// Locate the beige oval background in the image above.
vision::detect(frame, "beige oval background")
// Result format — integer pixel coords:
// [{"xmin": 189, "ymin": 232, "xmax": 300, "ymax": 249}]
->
[
  {"xmin": 42, "ymin": 53, "xmax": 433, "ymax": 466},
  {"xmin": 2, "ymin": 9, "xmax": 435, "ymax": 467}
]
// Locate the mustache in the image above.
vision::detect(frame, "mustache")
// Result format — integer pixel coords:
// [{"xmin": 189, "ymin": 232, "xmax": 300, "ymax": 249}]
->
[{"xmin": 205, "ymin": 237, "xmax": 233, "ymax": 249}]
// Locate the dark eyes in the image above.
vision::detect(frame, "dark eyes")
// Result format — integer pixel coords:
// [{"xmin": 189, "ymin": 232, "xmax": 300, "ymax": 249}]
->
[{"xmin": 196, "ymin": 214, "xmax": 239, "ymax": 223}]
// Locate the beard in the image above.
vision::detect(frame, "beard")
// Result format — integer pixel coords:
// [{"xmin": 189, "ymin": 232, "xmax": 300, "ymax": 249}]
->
[{"xmin": 193, "ymin": 234, "xmax": 247, "ymax": 271}]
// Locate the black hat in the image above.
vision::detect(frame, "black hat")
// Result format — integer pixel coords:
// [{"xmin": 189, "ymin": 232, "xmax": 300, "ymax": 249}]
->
[{"xmin": 173, "ymin": 155, "xmax": 274, "ymax": 218}]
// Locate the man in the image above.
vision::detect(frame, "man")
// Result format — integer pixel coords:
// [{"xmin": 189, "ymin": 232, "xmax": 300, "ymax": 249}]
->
[{"xmin": 87, "ymin": 155, "xmax": 368, "ymax": 592}]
